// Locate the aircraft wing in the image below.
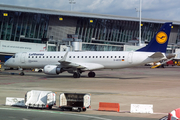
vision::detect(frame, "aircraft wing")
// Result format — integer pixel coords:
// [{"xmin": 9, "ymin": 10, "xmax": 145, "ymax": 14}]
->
[
  {"xmin": 58, "ymin": 52, "xmax": 104, "ymax": 70},
  {"xmin": 59, "ymin": 61, "xmax": 104, "ymax": 70}
]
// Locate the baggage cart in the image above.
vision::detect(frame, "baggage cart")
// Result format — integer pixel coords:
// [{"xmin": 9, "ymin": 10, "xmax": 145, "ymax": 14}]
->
[{"xmin": 59, "ymin": 93, "xmax": 91, "ymax": 112}]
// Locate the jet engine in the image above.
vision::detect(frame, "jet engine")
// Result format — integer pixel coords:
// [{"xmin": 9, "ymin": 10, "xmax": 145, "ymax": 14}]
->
[{"xmin": 44, "ymin": 65, "xmax": 62, "ymax": 75}]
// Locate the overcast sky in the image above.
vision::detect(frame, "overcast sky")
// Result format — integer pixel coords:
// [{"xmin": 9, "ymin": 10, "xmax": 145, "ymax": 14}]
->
[{"xmin": 1, "ymin": 0, "xmax": 180, "ymax": 21}]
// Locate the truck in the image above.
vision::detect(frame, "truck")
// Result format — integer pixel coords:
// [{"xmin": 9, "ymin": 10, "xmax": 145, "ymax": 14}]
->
[
  {"xmin": 166, "ymin": 60, "xmax": 175, "ymax": 66},
  {"xmin": 59, "ymin": 93, "xmax": 91, "ymax": 112},
  {"xmin": 25, "ymin": 90, "xmax": 56, "ymax": 109}
]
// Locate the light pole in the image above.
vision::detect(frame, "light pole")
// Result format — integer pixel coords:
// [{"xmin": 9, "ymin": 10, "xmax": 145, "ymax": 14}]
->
[
  {"xmin": 139, "ymin": 0, "xmax": 142, "ymax": 46},
  {"xmin": 69, "ymin": 0, "xmax": 76, "ymax": 11}
]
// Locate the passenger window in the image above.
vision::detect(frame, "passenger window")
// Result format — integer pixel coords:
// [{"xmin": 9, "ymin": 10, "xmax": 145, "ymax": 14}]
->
[
  {"xmin": 77, "ymin": 56, "xmax": 79, "ymax": 58},
  {"xmin": 119, "ymin": 56, "xmax": 121, "ymax": 58},
  {"xmin": 46, "ymin": 56, "xmax": 48, "ymax": 58},
  {"xmin": 103, "ymin": 56, "xmax": 105, "ymax": 58},
  {"xmin": 39, "ymin": 56, "xmax": 41, "ymax": 58},
  {"xmin": 69, "ymin": 56, "xmax": 71, "ymax": 58},
  {"xmin": 107, "ymin": 56, "xmax": 109, "ymax": 58},
  {"xmin": 50, "ymin": 56, "xmax": 52, "ymax": 58},
  {"xmin": 89, "ymin": 56, "xmax": 91, "ymax": 58},
  {"xmin": 32, "ymin": 56, "xmax": 34, "ymax": 58},
  {"xmin": 85, "ymin": 56, "xmax": 87, "ymax": 58},
  {"xmin": 28, "ymin": 56, "xmax": 30, "ymax": 58},
  {"xmin": 96, "ymin": 56, "xmax": 98, "ymax": 58},
  {"xmin": 93, "ymin": 56, "xmax": 94, "ymax": 58},
  {"xmin": 57, "ymin": 56, "xmax": 59, "ymax": 58},
  {"xmin": 111, "ymin": 56, "xmax": 113, "ymax": 58},
  {"xmin": 54, "ymin": 56, "xmax": 56, "ymax": 58},
  {"xmin": 61, "ymin": 56, "xmax": 63, "ymax": 58},
  {"xmin": 115, "ymin": 56, "xmax": 116, "ymax": 58},
  {"xmin": 82, "ymin": 56, "xmax": 83, "ymax": 58},
  {"xmin": 12, "ymin": 55, "xmax": 15, "ymax": 58},
  {"xmin": 73, "ymin": 56, "xmax": 75, "ymax": 58},
  {"xmin": 100, "ymin": 56, "xmax": 101, "ymax": 58},
  {"xmin": 123, "ymin": 56, "xmax": 125, "ymax": 58},
  {"xmin": 43, "ymin": 56, "xmax": 45, "ymax": 58},
  {"xmin": 36, "ymin": 56, "xmax": 37, "ymax": 58}
]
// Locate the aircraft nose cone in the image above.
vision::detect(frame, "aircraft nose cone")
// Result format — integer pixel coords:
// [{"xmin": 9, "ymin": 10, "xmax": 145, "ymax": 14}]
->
[
  {"xmin": 4, "ymin": 61, "xmax": 7, "ymax": 66},
  {"xmin": 4, "ymin": 60, "xmax": 9, "ymax": 66}
]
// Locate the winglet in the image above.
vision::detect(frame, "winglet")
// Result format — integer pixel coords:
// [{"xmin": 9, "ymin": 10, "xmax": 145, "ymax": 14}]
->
[
  {"xmin": 59, "ymin": 52, "xmax": 68, "ymax": 62},
  {"xmin": 136, "ymin": 22, "xmax": 172, "ymax": 53}
]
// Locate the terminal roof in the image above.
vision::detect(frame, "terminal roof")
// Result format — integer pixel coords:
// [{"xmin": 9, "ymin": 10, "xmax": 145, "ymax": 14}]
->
[{"xmin": 1, "ymin": 4, "xmax": 180, "ymax": 25}]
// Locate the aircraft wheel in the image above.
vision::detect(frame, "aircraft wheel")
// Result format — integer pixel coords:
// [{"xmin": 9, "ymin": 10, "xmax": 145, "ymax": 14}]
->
[
  {"xmin": 38, "ymin": 69, "xmax": 43, "ymax": 72},
  {"xmin": 77, "ymin": 108, "xmax": 81, "ymax": 112},
  {"xmin": 73, "ymin": 72, "xmax": 80, "ymax": 78},
  {"xmin": 88, "ymin": 72, "xmax": 95, "ymax": 77},
  {"xmin": 83, "ymin": 108, "xmax": 86, "ymax": 111},
  {"xmin": 77, "ymin": 73, "xmax": 80, "ymax": 78},
  {"xmin": 20, "ymin": 72, "xmax": 24, "ymax": 76},
  {"xmin": 48, "ymin": 106, "xmax": 52, "ymax": 109}
]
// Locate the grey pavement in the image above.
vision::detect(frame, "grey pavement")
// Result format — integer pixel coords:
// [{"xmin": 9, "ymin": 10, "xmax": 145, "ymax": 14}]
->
[{"xmin": 1, "ymin": 66, "xmax": 179, "ymax": 119}]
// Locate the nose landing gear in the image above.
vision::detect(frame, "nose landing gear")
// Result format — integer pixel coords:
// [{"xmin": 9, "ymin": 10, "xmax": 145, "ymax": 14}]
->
[
  {"xmin": 20, "ymin": 72, "xmax": 24, "ymax": 76},
  {"xmin": 19, "ymin": 68, "xmax": 24, "ymax": 76}
]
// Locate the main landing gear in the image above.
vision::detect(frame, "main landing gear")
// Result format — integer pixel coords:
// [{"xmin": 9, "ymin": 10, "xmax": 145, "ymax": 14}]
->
[
  {"xmin": 73, "ymin": 70, "xmax": 96, "ymax": 78},
  {"xmin": 73, "ymin": 69, "xmax": 82, "ymax": 78},
  {"xmin": 88, "ymin": 71, "xmax": 96, "ymax": 77},
  {"xmin": 73, "ymin": 72, "xmax": 81, "ymax": 78}
]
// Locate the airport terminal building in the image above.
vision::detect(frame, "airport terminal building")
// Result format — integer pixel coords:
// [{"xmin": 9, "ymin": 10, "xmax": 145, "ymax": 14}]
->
[{"xmin": 0, "ymin": 4, "xmax": 180, "ymax": 62}]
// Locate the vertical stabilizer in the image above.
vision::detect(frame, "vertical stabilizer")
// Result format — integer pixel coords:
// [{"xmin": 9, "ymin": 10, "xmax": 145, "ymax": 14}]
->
[{"xmin": 136, "ymin": 22, "xmax": 172, "ymax": 53}]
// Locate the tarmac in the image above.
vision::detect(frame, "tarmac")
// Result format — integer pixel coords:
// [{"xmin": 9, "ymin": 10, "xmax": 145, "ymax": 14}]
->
[{"xmin": 0, "ymin": 66, "xmax": 180, "ymax": 119}]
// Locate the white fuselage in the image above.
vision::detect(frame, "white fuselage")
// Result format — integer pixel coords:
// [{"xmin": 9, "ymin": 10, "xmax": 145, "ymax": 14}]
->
[{"xmin": 5, "ymin": 51, "xmax": 165, "ymax": 71}]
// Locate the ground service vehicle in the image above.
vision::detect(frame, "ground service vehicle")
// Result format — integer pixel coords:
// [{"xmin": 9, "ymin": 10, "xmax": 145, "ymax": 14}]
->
[
  {"xmin": 25, "ymin": 90, "xmax": 56, "ymax": 109},
  {"xmin": 166, "ymin": 60, "xmax": 175, "ymax": 66},
  {"xmin": 59, "ymin": 93, "xmax": 91, "ymax": 112}
]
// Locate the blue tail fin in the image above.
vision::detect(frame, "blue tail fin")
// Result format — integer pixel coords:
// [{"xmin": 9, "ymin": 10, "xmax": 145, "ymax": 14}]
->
[{"xmin": 136, "ymin": 22, "xmax": 172, "ymax": 53}]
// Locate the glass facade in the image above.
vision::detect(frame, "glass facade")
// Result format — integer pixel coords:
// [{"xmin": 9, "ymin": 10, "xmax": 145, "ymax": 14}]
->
[
  {"xmin": 75, "ymin": 18, "xmax": 164, "ymax": 45},
  {"xmin": 82, "ymin": 43, "xmax": 123, "ymax": 51},
  {"xmin": 0, "ymin": 11, "xmax": 49, "ymax": 43},
  {"xmin": 1, "ymin": 9, "xmax": 180, "ymax": 52}
]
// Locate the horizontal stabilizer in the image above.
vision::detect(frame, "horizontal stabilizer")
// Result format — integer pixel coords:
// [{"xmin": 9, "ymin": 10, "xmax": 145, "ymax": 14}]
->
[
  {"xmin": 149, "ymin": 52, "xmax": 165, "ymax": 58},
  {"xmin": 166, "ymin": 53, "xmax": 176, "ymax": 59}
]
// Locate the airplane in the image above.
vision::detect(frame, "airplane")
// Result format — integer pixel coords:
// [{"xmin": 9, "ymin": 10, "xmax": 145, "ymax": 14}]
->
[{"xmin": 4, "ymin": 22, "xmax": 172, "ymax": 78}]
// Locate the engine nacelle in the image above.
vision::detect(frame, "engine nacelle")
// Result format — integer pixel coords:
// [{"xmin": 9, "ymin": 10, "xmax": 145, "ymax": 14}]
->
[{"xmin": 44, "ymin": 65, "xmax": 62, "ymax": 75}]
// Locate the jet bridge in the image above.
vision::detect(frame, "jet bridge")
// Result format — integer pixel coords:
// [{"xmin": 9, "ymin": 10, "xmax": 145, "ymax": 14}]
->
[{"xmin": 48, "ymin": 34, "xmax": 82, "ymax": 52}]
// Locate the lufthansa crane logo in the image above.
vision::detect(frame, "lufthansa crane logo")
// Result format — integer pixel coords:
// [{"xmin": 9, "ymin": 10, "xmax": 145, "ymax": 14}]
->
[{"xmin": 156, "ymin": 31, "xmax": 168, "ymax": 44}]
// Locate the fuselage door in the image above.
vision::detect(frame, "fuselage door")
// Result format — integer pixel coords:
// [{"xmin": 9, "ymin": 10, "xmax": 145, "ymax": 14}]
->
[
  {"xmin": 21, "ymin": 52, "xmax": 26, "ymax": 63},
  {"xmin": 128, "ymin": 52, "xmax": 133, "ymax": 64}
]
